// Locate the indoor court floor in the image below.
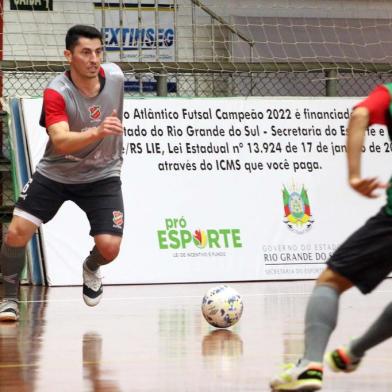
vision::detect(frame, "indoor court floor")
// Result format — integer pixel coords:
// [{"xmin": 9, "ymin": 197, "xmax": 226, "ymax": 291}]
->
[{"xmin": 1, "ymin": 279, "xmax": 392, "ymax": 391}]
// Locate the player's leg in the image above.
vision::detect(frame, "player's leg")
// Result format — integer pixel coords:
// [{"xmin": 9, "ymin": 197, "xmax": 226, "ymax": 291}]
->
[
  {"xmin": 271, "ymin": 207, "xmax": 392, "ymax": 391},
  {"xmin": 0, "ymin": 172, "xmax": 64, "ymax": 322},
  {"xmin": 324, "ymin": 208, "xmax": 392, "ymax": 374},
  {"xmin": 351, "ymin": 301, "xmax": 392, "ymax": 357},
  {"xmin": 74, "ymin": 177, "xmax": 124, "ymax": 307},
  {"xmin": 270, "ymin": 268, "xmax": 352, "ymax": 391},
  {"xmin": 0, "ymin": 215, "xmax": 38, "ymax": 321},
  {"xmin": 326, "ymin": 301, "xmax": 392, "ymax": 373},
  {"xmin": 302, "ymin": 268, "xmax": 353, "ymax": 364},
  {"xmin": 89, "ymin": 233, "xmax": 122, "ymax": 269},
  {"xmin": 81, "ymin": 234, "xmax": 122, "ymax": 307}
]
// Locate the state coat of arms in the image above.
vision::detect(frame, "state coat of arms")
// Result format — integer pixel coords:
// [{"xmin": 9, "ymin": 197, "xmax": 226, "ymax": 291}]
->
[{"xmin": 282, "ymin": 183, "xmax": 314, "ymax": 233}]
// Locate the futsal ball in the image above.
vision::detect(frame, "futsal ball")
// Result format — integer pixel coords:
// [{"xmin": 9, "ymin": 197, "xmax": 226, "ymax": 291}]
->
[{"xmin": 201, "ymin": 285, "xmax": 243, "ymax": 328}]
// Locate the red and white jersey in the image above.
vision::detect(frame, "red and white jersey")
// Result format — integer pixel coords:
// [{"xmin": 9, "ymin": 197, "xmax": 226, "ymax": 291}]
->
[
  {"xmin": 36, "ymin": 62, "xmax": 124, "ymax": 184},
  {"xmin": 355, "ymin": 84, "xmax": 392, "ymax": 130}
]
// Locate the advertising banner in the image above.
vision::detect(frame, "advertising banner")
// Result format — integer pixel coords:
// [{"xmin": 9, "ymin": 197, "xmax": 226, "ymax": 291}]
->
[
  {"xmin": 94, "ymin": 1, "xmax": 175, "ymax": 62},
  {"xmin": 10, "ymin": 0, "xmax": 53, "ymax": 11},
  {"xmin": 19, "ymin": 97, "xmax": 390, "ymax": 286}
]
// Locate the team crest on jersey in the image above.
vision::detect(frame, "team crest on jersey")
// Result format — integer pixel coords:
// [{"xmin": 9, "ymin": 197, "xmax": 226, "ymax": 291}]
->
[
  {"xmin": 88, "ymin": 105, "xmax": 102, "ymax": 121},
  {"xmin": 112, "ymin": 211, "xmax": 124, "ymax": 229},
  {"xmin": 282, "ymin": 182, "xmax": 314, "ymax": 234}
]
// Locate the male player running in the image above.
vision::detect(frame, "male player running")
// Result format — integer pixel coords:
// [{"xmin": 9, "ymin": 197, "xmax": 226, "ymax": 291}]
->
[
  {"xmin": 0, "ymin": 24, "xmax": 124, "ymax": 321},
  {"xmin": 271, "ymin": 84, "xmax": 392, "ymax": 391}
]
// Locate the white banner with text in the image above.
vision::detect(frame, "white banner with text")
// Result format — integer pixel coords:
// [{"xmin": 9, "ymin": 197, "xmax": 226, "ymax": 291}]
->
[
  {"xmin": 94, "ymin": 1, "xmax": 175, "ymax": 62},
  {"xmin": 19, "ymin": 97, "xmax": 390, "ymax": 286}
]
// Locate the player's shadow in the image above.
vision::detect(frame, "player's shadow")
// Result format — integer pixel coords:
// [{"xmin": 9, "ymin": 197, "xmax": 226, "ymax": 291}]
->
[{"xmin": 82, "ymin": 331, "xmax": 123, "ymax": 392}]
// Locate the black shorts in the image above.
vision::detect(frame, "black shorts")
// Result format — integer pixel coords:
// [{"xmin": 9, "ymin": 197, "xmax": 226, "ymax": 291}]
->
[
  {"xmin": 327, "ymin": 207, "xmax": 392, "ymax": 294},
  {"xmin": 15, "ymin": 171, "xmax": 124, "ymax": 237}
]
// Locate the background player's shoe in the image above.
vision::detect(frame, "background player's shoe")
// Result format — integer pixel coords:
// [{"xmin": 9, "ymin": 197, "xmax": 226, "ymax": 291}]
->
[
  {"xmin": 324, "ymin": 345, "xmax": 361, "ymax": 373},
  {"xmin": 270, "ymin": 361, "xmax": 323, "ymax": 391},
  {"xmin": 82, "ymin": 262, "xmax": 103, "ymax": 307},
  {"xmin": 0, "ymin": 299, "xmax": 19, "ymax": 321}
]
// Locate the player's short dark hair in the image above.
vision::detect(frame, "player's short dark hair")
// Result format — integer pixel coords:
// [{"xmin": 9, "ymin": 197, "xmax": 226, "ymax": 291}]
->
[{"xmin": 66, "ymin": 25, "xmax": 103, "ymax": 51}]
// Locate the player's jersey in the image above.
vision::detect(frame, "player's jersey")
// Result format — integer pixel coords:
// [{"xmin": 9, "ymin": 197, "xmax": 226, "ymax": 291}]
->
[
  {"xmin": 383, "ymin": 83, "xmax": 392, "ymax": 139},
  {"xmin": 356, "ymin": 83, "xmax": 392, "ymax": 211},
  {"xmin": 36, "ymin": 63, "xmax": 124, "ymax": 184},
  {"xmin": 355, "ymin": 83, "xmax": 392, "ymax": 139}
]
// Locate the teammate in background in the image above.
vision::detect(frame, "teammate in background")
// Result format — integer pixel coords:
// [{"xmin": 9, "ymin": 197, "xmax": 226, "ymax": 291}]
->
[
  {"xmin": 0, "ymin": 24, "xmax": 125, "ymax": 321},
  {"xmin": 270, "ymin": 84, "xmax": 392, "ymax": 391}
]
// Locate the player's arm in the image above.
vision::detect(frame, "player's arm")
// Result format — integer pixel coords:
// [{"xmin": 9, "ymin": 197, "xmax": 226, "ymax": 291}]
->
[
  {"xmin": 346, "ymin": 87, "xmax": 389, "ymax": 197},
  {"xmin": 48, "ymin": 121, "xmax": 102, "ymax": 154},
  {"xmin": 48, "ymin": 110, "xmax": 122, "ymax": 155},
  {"xmin": 347, "ymin": 106, "xmax": 369, "ymax": 182},
  {"xmin": 43, "ymin": 88, "xmax": 122, "ymax": 154}
]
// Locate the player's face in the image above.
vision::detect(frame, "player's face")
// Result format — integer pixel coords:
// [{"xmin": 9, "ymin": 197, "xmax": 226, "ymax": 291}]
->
[{"xmin": 65, "ymin": 37, "xmax": 103, "ymax": 79}]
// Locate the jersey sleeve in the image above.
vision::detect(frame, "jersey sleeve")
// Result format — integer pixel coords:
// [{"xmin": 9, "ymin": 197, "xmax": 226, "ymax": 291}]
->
[
  {"xmin": 354, "ymin": 85, "xmax": 391, "ymax": 126},
  {"xmin": 40, "ymin": 88, "xmax": 68, "ymax": 128}
]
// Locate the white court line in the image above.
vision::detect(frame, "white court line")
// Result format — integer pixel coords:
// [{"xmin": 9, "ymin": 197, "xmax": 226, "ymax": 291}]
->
[
  {"xmin": 21, "ymin": 291, "xmax": 311, "ymax": 303},
  {"xmin": 20, "ymin": 288, "xmax": 392, "ymax": 304}
]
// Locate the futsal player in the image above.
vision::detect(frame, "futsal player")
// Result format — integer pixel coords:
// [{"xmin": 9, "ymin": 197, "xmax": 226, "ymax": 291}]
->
[
  {"xmin": 0, "ymin": 24, "xmax": 125, "ymax": 321},
  {"xmin": 271, "ymin": 84, "xmax": 392, "ymax": 390}
]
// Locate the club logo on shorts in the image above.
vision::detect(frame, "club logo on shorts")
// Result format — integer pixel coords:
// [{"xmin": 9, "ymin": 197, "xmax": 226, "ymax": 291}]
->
[
  {"xmin": 88, "ymin": 105, "xmax": 102, "ymax": 121},
  {"xmin": 282, "ymin": 182, "xmax": 314, "ymax": 234},
  {"xmin": 112, "ymin": 211, "xmax": 124, "ymax": 229}
]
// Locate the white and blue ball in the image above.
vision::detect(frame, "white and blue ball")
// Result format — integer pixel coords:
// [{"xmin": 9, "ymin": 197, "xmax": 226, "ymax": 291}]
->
[{"xmin": 201, "ymin": 285, "xmax": 243, "ymax": 328}]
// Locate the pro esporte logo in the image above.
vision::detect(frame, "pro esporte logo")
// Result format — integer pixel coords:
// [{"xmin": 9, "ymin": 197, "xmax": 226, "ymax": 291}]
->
[
  {"xmin": 282, "ymin": 183, "xmax": 314, "ymax": 233},
  {"xmin": 157, "ymin": 217, "xmax": 242, "ymax": 250}
]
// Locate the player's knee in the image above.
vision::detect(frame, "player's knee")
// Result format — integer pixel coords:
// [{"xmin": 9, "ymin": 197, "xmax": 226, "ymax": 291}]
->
[
  {"xmin": 95, "ymin": 234, "xmax": 122, "ymax": 262},
  {"xmin": 316, "ymin": 267, "xmax": 353, "ymax": 293},
  {"xmin": 5, "ymin": 226, "xmax": 31, "ymax": 247},
  {"xmin": 96, "ymin": 242, "xmax": 120, "ymax": 262}
]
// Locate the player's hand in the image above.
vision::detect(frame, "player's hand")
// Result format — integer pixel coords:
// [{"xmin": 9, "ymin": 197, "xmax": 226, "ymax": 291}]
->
[
  {"xmin": 96, "ymin": 109, "xmax": 123, "ymax": 137},
  {"xmin": 349, "ymin": 176, "xmax": 388, "ymax": 198}
]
